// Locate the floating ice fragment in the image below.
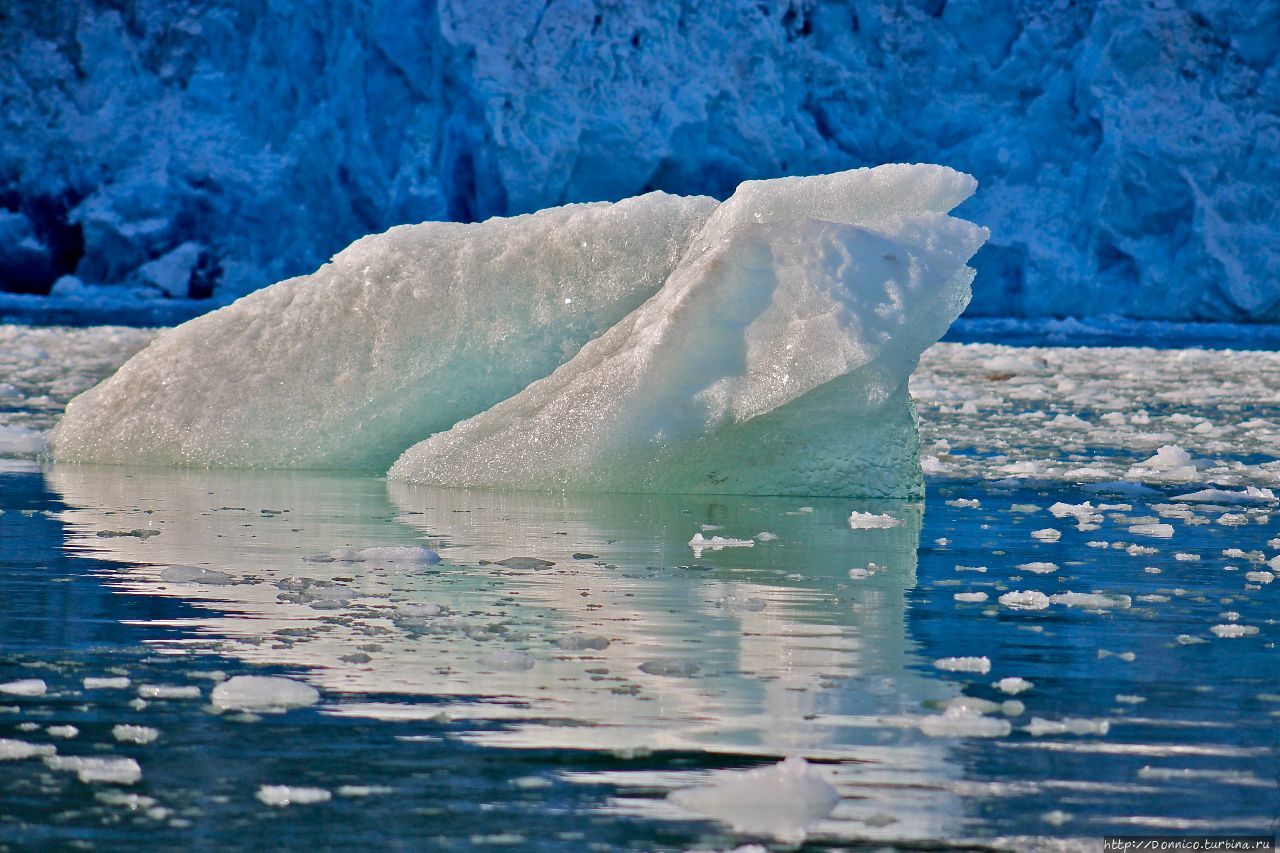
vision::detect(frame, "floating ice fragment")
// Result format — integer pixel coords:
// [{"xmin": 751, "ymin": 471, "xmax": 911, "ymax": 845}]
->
[
  {"xmin": 354, "ymin": 546, "xmax": 440, "ymax": 563},
  {"xmin": 848, "ymin": 512, "xmax": 904, "ymax": 530},
  {"xmin": 1031, "ymin": 528, "xmax": 1061, "ymax": 542},
  {"xmin": 555, "ymin": 634, "xmax": 610, "ymax": 652},
  {"xmin": 46, "ymin": 755, "xmax": 142, "ymax": 785},
  {"xmin": 994, "ymin": 677, "xmax": 1033, "ymax": 695},
  {"xmin": 46, "ymin": 725, "xmax": 78, "ymax": 738},
  {"xmin": 0, "ymin": 679, "xmax": 46, "ymax": 696},
  {"xmin": 668, "ymin": 757, "xmax": 839, "ymax": 842},
  {"xmin": 138, "ymin": 684, "xmax": 201, "ymax": 699},
  {"xmin": 999, "ymin": 591, "xmax": 1050, "ymax": 610},
  {"xmin": 1017, "ymin": 562, "xmax": 1059, "ymax": 574},
  {"xmin": 113, "ymin": 725, "xmax": 159, "ymax": 744},
  {"xmin": 918, "ymin": 706, "xmax": 1012, "ymax": 738},
  {"xmin": 1025, "ymin": 717, "xmax": 1110, "ymax": 736},
  {"xmin": 755, "ymin": 531, "xmax": 778, "ymax": 541},
  {"xmin": 933, "ymin": 656, "xmax": 990, "ymax": 674},
  {"xmin": 211, "ymin": 676, "xmax": 319, "ymax": 712},
  {"xmin": 1172, "ymin": 487, "xmax": 1276, "ymax": 504},
  {"xmin": 638, "ymin": 659, "xmax": 700, "ymax": 678},
  {"xmin": 1050, "ymin": 592, "xmax": 1131, "ymax": 609},
  {"xmin": 946, "ymin": 498, "xmax": 980, "ymax": 508},
  {"xmin": 0, "ymin": 739, "xmax": 55, "ymax": 760},
  {"xmin": 1244, "ymin": 571, "xmax": 1273, "ymax": 584},
  {"xmin": 1210, "ymin": 624, "xmax": 1259, "ymax": 638},
  {"xmin": 256, "ymin": 785, "xmax": 331, "ymax": 806},
  {"xmin": 1128, "ymin": 523, "xmax": 1174, "ymax": 538},
  {"xmin": 494, "ymin": 557, "xmax": 555, "ymax": 570},
  {"xmin": 689, "ymin": 533, "xmax": 755, "ymax": 551},
  {"xmin": 953, "ymin": 592, "xmax": 988, "ymax": 603},
  {"xmin": 479, "ymin": 651, "xmax": 536, "ymax": 672},
  {"xmin": 159, "ymin": 565, "xmax": 235, "ymax": 585}
]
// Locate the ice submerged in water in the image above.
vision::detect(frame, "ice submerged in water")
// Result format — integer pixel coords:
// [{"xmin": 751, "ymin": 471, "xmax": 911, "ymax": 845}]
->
[{"xmin": 52, "ymin": 165, "xmax": 986, "ymax": 497}]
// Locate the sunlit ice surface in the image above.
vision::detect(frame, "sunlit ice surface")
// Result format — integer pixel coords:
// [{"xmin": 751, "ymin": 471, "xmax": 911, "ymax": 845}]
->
[{"xmin": 1, "ymin": 324, "xmax": 1278, "ymax": 848}]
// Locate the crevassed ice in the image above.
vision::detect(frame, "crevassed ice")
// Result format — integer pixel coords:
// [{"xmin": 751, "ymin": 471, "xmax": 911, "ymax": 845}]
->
[{"xmin": 52, "ymin": 164, "xmax": 985, "ymax": 497}]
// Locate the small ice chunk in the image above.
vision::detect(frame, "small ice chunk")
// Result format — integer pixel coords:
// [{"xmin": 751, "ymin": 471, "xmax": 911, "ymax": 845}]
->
[
  {"xmin": 555, "ymin": 634, "xmax": 610, "ymax": 652},
  {"xmin": 953, "ymin": 592, "xmax": 988, "ymax": 603},
  {"xmin": 994, "ymin": 677, "xmax": 1033, "ymax": 695},
  {"xmin": 45, "ymin": 755, "xmax": 142, "ymax": 785},
  {"xmin": 946, "ymin": 498, "xmax": 980, "ymax": 508},
  {"xmin": 211, "ymin": 676, "xmax": 319, "ymax": 712},
  {"xmin": 1025, "ymin": 717, "xmax": 1110, "ymax": 736},
  {"xmin": 0, "ymin": 738, "xmax": 56, "ymax": 760},
  {"xmin": 479, "ymin": 651, "xmax": 536, "ymax": 672},
  {"xmin": 688, "ymin": 533, "xmax": 754, "ymax": 551},
  {"xmin": 1210, "ymin": 624, "xmax": 1259, "ymax": 638},
  {"xmin": 256, "ymin": 785, "xmax": 332, "ymax": 806},
  {"xmin": 137, "ymin": 684, "xmax": 201, "ymax": 700},
  {"xmin": 495, "ymin": 556, "xmax": 556, "ymax": 569},
  {"xmin": 0, "ymin": 679, "xmax": 46, "ymax": 696},
  {"xmin": 1049, "ymin": 592, "xmax": 1132, "ymax": 609},
  {"xmin": 848, "ymin": 512, "xmax": 903, "ymax": 530},
  {"xmin": 638, "ymin": 659, "xmax": 700, "ymax": 677},
  {"xmin": 1172, "ymin": 487, "xmax": 1276, "ymax": 504},
  {"xmin": 999, "ymin": 591, "xmax": 1050, "ymax": 610},
  {"xmin": 159, "ymin": 565, "xmax": 235, "ymax": 585},
  {"xmin": 83, "ymin": 676, "xmax": 130, "ymax": 690},
  {"xmin": 668, "ymin": 757, "xmax": 839, "ymax": 842},
  {"xmin": 933, "ymin": 656, "xmax": 990, "ymax": 674},
  {"xmin": 1244, "ymin": 571, "xmax": 1274, "ymax": 584},
  {"xmin": 355, "ymin": 546, "xmax": 440, "ymax": 563},
  {"xmin": 755, "ymin": 531, "xmax": 778, "ymax": 541},
  {"xmin": 113, "ymin": 725, "xmax": 159, "ymax": 744},
  {"xmin": 1031, "ymin": 528, "xmax": 1061, "ymax": 542},
  {"xmin": 46, "ymin": 725, "xmax": 78, "ymax": 738},
  {"xmin": 1128, "ymin": 523, "xmax": 1174, "ymax": 538},
  {"xmin": 919, "ymin": 706, "xmax": 1012, "ymax": 738},
  {"xmin": 1017, "ymin": 561, "xmax": 1059, "ymax": 574},
  {"xmin": 954, "ymin": 564, "xmax": 987, "ymax": 572}
]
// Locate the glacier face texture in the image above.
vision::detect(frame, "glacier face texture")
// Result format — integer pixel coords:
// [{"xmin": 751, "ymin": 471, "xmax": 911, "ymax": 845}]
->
[
  {"xmin": 2, "ymin": 0, "xmax": 1277, "ymax": 320},
  {"xmin": 53, "ymin": 164, "xmax": 987, "ymax": 498}
]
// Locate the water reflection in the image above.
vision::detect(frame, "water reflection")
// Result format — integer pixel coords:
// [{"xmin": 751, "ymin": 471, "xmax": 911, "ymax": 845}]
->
[{"xmin": 48, "ymin": 464, "xmax": 975, "ymax": 840}]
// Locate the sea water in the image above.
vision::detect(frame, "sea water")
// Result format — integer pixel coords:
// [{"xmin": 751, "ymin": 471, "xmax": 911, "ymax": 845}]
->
[{"xmin": 0, "ymin": 326, "xmax": 1277, "ymax": 848}]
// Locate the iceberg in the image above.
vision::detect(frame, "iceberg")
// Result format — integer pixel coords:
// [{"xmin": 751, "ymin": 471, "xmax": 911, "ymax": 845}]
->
[{"xmin": 52, "ymin": 164, "xmax": 985, "ymax": 497}]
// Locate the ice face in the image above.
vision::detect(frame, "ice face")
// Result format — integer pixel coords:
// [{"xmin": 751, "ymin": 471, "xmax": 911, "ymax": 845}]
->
[
  {"xmin": 50, "ymin": 192, "xmax": 715, "ymax": 469},
  {"xmin": 53, "ymin": 165, "xmax": 984, "ymax": 497},
  {"xmin": 390, "ymin": 207, "xmax": 985, "ymax": 497}
]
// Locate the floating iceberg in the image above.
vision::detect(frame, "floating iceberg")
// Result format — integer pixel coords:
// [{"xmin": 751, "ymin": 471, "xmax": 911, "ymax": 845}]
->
[{"xmin": 52, "ymin": 164, "xmax": 986, "ymax": 497}]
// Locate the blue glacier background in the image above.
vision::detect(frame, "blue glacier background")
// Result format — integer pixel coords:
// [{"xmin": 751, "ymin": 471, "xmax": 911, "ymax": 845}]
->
[{"xmin": 1, "ymin": 0, "xmax": 1277, "ymax": 321}]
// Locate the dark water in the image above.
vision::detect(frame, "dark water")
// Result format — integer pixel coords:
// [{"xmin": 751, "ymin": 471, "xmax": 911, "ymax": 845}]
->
[{"xmin": 1, "ymin": 464, "xmax": 1276, "ymax": 849}]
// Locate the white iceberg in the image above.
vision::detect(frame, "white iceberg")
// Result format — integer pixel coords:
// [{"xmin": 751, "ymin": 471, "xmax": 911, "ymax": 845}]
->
[{"xmin": 53, "ymin": 165, "xmax": 985, "ymax": 498}]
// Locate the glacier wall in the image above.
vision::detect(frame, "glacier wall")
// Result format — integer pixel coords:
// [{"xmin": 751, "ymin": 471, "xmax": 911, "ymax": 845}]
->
[{"xmin": 2, "ymin": 0, "xmax": 1278, "ymax": 321}]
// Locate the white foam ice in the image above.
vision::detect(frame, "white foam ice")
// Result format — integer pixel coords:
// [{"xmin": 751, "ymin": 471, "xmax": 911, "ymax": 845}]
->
[
  {"xmin": 210, "ymin": 676, "xmax": 320, "ymax": 712},
  {"xmin": 0, "ymin": 679, "xmax": 46, "ymax": 696},
  {"xmin": 667, "ymin": 757, "xmax": 839, "ymax": 842},
  {"xmin": 933, "ymin": 656, "xmax": 991, "ymax": 674}
]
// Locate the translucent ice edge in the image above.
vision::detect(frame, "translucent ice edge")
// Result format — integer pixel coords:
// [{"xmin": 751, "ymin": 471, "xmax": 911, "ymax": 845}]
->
[{"xmin": 51, "ymin": 164, "xmax": 985, "ymax": 497}]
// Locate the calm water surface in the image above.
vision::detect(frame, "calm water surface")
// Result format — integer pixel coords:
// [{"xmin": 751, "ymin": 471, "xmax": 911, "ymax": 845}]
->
[{"xmin": 1, "ymin": 462, "xmax": 1276, "ymax": 849}]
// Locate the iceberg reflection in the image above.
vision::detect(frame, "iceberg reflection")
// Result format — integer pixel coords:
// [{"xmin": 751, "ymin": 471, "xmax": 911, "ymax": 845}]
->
[{"xmin": 48, "ymin": 464, "xmax": 970, "ymax": 840}]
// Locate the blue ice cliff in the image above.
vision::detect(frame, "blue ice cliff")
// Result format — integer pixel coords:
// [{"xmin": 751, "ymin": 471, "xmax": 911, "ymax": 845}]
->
[
  {"xmin": 51, "ymin": 165, "xmax": 988, "ymax": 497},
  {"xmin": 1, "ymin": 1, "xmax": 1275, "ymax": 321}
]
